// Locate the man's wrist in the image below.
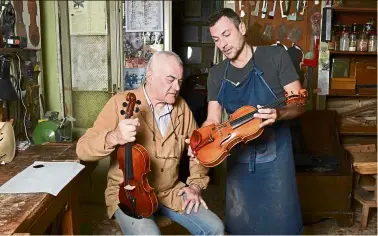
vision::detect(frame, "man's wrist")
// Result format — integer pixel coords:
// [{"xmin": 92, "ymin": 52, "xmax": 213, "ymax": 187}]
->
[
  {"xmin": 189, "ymin": 184, "xmax": 201, "ymax": 192},
  {"xmin": 105, "ymin": 130, "xmax": 117, "ymax": 148}
]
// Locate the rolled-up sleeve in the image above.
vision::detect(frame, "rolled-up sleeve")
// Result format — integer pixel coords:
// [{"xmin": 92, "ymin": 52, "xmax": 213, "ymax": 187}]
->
[{"xmin": 76, "ymin": 96, "xmax": 119, "ymax": 161}]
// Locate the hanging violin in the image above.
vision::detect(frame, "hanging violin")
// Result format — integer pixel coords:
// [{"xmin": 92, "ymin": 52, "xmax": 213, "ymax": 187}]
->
[
  {"xmin": 117, "ymin": 92, "xmax": 158, "ymax": 218},
  {"xmin": 190, "ymin": 89, "xmax": 308, "ymax": 167}
]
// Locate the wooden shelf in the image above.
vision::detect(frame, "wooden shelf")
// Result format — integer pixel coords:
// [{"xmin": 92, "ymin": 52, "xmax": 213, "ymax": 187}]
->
[
  {"xmin": 333, "ymin": 7, "xmax": 377, "ymax": 13},
  {"xmin": 328, "ymin": 89, "xmax": 377, "ymax": 97},
  {"xmin": 329, "ymin": 51, "xmax": 377, "ymax": 56},
  {"xmin": 0, "ymin": 48, "xmax": 38, "ymax": 54},
  {"xmin": 340, "ymin": 125, "xmax": 377, "ymax": 136},
  {"xmin": 350, "ymin": 152, "xmax": 377, "ymax": 174}
]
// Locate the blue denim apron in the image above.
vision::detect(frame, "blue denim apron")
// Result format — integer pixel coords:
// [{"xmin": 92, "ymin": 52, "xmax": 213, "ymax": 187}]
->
[{"xmin": 218, "ymin": 59, "xmax": 303, "ymax": 235}]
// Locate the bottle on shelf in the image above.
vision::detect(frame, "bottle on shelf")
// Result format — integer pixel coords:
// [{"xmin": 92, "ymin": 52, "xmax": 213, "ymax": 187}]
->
[
  {"xmin": 339, "ymin": 25, "xmax": 350, "ymax": 51},
  {"xmin": 329, "ymin": 25, "xmax": 340, "ymax": 51},
  {"xmin": 368, "ymin": 33, "xmax": 377, "ymax": 52},
  {"xmin": 357, "ymin": 25, "xmax": 369, "ymax": 52},
  {"xmin": 349, "ymin": 23, "xmax": 358, "ymax": 52}
]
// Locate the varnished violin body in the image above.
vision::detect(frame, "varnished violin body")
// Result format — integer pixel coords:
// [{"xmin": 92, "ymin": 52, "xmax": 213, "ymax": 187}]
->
[
  {"xmin": 117, "ymin": 92, "xmax": 158, "ymax": 218},
  {"xmin": 190, "ymin": 89, "xmax": 308, "ymax": 167},
  {"xmin": 117, "ymin": 143, "xmax": 158, "ymax": 218}
]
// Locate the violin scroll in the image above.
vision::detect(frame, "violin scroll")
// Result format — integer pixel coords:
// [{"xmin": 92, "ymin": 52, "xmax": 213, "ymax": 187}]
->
[{"xmin": 120, "ymin": 93, "xmax": 141, "ymax": 118}]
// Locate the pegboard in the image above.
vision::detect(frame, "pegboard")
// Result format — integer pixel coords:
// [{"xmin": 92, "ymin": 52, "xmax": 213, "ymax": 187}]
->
[{"xmin": 236, "ymin": 0, "xmax": 321, "ymax": 53}]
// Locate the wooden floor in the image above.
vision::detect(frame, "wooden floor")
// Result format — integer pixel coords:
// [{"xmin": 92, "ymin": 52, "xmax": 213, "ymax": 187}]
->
[{"xmin": 79, "ymin": 184, "xmax": 377, "ymax": 235}]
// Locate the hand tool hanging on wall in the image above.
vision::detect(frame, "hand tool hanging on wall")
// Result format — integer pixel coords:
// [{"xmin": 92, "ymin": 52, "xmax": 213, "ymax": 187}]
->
[
  {"xmin": 261, "ymin": 24, "xmax": 273, "ymax": 41},
  {"xmin": 287, "ymin": 28, "xmax": 302, "ymax": 43},
  {"xmin": 279, "ymin": 0, "xmax": 290, "ymax": 18},
  {"xmin": 28, "ymin": 0, "xmax": 40, "ymax": 47},
  {"xmin": 268, "ymin": 0, "xmax": 277, "ymax": 19},
  {"xmin": 300, "ymin": 0, "xmax": 308, "ymax": 15},
  {"xmin": 13, "ymin": 0, "xmax": 27, "ymax": 38},
  {"xmin": 275, "ymin": 24, "xmax": 289, "ymax": 41},
  {"xmin": 287, "ymin": 0, "xmax": 303, "ymax": 21},
  {"xmin": 250, "ymin": 0, "xmax": 260, "ymax": 16},
  {"xmin": 261, "ymin": 0, "xmax": 268, "ymax": 19}
]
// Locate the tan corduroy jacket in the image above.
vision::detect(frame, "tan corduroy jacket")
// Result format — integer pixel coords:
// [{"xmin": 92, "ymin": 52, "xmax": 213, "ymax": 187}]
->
[{"xmin": 76, "ymin": 85, "xmax": 209, "ymax": 218}]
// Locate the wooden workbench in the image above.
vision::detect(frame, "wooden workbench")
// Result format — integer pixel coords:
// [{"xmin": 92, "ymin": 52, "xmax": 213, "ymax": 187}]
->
[{"xmin": 0, "ymin": 143, "xmax": 94, "ymax": 235}]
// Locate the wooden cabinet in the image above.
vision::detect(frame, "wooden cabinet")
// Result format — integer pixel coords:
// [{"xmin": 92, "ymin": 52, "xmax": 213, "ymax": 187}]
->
[{"xmin": 325, "ymin": 6, "xmax": 377, "ymax": 138}]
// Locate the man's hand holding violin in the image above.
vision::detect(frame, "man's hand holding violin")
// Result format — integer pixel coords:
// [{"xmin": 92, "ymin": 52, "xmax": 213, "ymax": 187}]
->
[{"xmin": 253, "ymin": 105, "xmax": 279, "ymax": 128}]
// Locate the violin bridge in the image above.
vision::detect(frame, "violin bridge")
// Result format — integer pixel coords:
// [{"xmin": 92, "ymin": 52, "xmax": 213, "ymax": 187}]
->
[{"xmin": 124, "ymin": 185, "xmax": 136, "ymax": 191}]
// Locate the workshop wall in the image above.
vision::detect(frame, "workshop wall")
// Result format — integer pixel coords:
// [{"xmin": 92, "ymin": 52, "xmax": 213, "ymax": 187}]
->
[
  {"xmin": 40, "ymin": 1, "xmax": 63, "ymax": 116},
  {"xmin": 237, "ymin": 0, "xmax": 321, "ymax": 106}
]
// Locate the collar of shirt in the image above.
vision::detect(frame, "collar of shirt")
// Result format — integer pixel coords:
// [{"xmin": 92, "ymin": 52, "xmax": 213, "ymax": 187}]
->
[{"xmin": 143, "ymin": 84, "xmax": 173, "ymax": 136}]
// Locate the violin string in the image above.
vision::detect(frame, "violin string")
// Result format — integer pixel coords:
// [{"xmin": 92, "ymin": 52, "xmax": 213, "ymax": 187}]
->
[
  {"xmin": 230, "ymin": 97, "xmax": 288, "ymax": 127},
  {"xmin": 213, "ymin": 97, "xmax": 286, "ymax": 130},
  {"xmin": 237, "ymin": 94, "xmax": 302, "ymax": 125}
]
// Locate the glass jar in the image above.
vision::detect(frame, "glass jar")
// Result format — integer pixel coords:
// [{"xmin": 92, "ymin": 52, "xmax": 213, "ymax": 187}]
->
[
  {"xmin": 368, "ymin": 34, "xmax": 377, "ymax": 52},
  {"xmin": 339, "ymin": 25, "xmax": 350, "ymax": 51},
  {"xmin": 328, "ymin": 25, "xmax": 338, "ymax": 50},
  {"xmin": 357, "ymin": 32, "xmax": 368, "ymax": 51},
  {"xmin": 349, "ymin": 24, "xmax": 358, "ymax": 51},
  {"xmin": 365, "ymin": 23, "xmax": 374, "ymax": 34}
]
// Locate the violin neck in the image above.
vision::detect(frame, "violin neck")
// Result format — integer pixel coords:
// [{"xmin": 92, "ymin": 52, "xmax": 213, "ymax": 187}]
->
[
  {"xmin": 124, "ymin": 114, "xmax": 134, "ymax": 181},
  {"xmin": 229, "ymin": 97, "xmax": 287, "ymax": 129},
  {"xmin": 260, "ymin": 96, "xmax": 287, "ymax": 110},
  {"xmin": 125, "ymin": 143, "xmax": 134, "ymax": 181}
]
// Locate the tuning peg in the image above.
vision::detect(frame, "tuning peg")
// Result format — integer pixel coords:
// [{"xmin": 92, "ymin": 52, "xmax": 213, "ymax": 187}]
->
[
  {"xmin": 123, "ymin": 102, "xmax": 128, "ymax": 107},
  {"xmin": 135, "ymin": 107, "xmax": 140, "ymax": 113},
  {"xmin": 120, "ymin": 110, "xmax": 126, "ymax": 115},
  {"xmin": 136, "ymin": 100, "xmax": 141, "ymax": 105}
]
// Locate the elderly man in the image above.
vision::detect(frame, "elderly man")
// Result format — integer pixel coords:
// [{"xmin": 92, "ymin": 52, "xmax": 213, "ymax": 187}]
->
[{"xmin": 76, "ymin": 51, "xmax": 224, "ymax": 235}]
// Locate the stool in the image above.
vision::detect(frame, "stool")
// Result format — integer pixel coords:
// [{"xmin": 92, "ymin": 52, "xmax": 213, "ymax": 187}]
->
[{"xmin": 350, "ymin": 150, "xmax": 377, "ymax": 229}]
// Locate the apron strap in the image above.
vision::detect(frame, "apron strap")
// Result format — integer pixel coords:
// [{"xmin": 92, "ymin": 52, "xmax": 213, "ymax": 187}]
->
[{"xmin": 249, "ymin": 144, "xmax": 256, "ymax": 172}]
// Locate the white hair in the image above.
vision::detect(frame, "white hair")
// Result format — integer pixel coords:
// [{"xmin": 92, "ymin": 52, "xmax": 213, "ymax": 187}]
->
[{"xmin": 146, "ymin": 51, "xmax": 183, "ymax": 72}]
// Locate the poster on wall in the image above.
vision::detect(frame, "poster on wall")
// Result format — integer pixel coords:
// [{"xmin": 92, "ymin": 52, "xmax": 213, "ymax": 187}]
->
[
  {"xmin": 12, "ymin": 0, "xmax": 41, "ymax": 49},
  {"xmin": 124, "ymin": 0, "xmax": 163, "ymax": 32},
  {"xmin": 123, "ymin": 31, "xmax": 164, "ymax": 68},
  {"xmin": 124, "ymin": 68, "xmax": 146, "ymax": 90},
  {"xmin": 68, "ymin": 0, "xmax": 107, "ymax": 35}
]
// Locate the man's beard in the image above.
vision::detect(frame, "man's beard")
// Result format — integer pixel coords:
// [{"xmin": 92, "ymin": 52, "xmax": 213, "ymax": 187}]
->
[{"xmin": 225, "ymin": 40, "xmax": 245, "ymax": 61}]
